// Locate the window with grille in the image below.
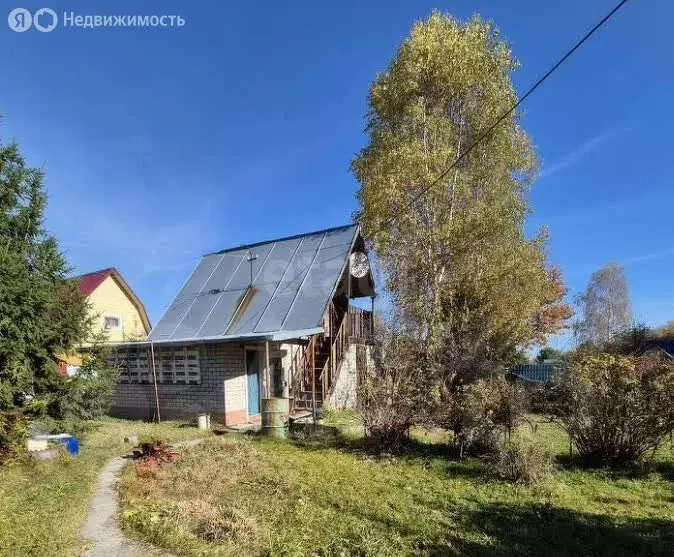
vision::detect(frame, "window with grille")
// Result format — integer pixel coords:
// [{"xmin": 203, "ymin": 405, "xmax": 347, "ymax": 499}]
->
[{"xmin": 108, "ymin": 346, "xmax": 201, "ymax": 384}]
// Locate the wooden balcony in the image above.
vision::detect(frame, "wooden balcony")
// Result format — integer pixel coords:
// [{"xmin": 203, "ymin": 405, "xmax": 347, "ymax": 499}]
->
[{"xmin": 347, "ymin": 306, "xmax": 374, "ymax": 343}]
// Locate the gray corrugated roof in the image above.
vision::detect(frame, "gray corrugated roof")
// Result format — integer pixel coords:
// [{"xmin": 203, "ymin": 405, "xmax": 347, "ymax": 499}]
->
[{"xmin": 148, "ymin": 224, "xmax": 359, "ymax": 343}]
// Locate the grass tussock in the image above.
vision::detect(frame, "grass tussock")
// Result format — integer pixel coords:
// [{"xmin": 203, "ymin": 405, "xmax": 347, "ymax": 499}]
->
[
  {"xmin": 119, "ymin": 419, "xmax": 674, "ymax": 557},
  {"xmin": 491, "ymin": 439, "xmax": 554, "ymax": 485}
]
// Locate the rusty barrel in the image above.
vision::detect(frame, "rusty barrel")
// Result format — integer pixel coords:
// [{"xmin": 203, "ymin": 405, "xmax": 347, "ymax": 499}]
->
[{"xmin": 261, "ymin": 397, "xmax": 290, "ymax": 438}]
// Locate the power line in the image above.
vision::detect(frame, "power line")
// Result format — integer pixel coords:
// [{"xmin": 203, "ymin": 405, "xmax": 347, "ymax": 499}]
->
[{"xmin": 368, "ymin": 0, "xmax": 631, "ymax": 240}]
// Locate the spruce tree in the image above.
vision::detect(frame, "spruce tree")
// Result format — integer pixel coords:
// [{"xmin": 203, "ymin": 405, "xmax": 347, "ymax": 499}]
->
[{"xmin": 0, "ymin": 137, "xmax": 89, "ymax": 414}]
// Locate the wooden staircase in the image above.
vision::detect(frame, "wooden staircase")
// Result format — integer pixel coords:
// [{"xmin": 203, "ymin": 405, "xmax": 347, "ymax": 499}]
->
[
  {"xmin": 290, "ymin": 304, "xmax": 373, "ymax": 415},
  {"xmin": 291, "ymin": 307, "xmax": 346, "ymax": 414},
  {"xmin": 291, "ymin": 335, "xmax": 331, "ymax": 412}
]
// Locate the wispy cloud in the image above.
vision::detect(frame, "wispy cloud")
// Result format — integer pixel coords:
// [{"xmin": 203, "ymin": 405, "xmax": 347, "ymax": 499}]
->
[
  {"xmin": 560, "ymin": 246, "xmax": 674, "ymax": 281},
  {"xmin": 539, "ymin": 126, "xmax": 627, "ymax": 180},
  {"xmin": 59, "ymin": 213, "xmax": 204, "ymax": 275},
  {"xmin": 624, "ymin": 248, "xmax": 674, "ymax": 266}
]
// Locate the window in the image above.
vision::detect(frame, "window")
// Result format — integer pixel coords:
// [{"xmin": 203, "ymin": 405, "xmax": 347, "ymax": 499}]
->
[
  {"xmin": 104, "ymin": 315, "xmax": 122, "ymax": 330},
  {"xmin": 108, "ymin": 346, "xmax": 201, "ymax": 384}
]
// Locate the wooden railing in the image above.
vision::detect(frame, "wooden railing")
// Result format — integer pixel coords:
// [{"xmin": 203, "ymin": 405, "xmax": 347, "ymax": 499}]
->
[
  {"xmin": 348, "ymin": 306, "xmax": 373, "ymax": 341},
  {"xmin": 291, "ymin": 304, "xmax": 374, "ymax": 413},
  {"xmin": 290, "ymin": 335, "xmax": 317, "ymax": 410},
  {"xmin": 319, "ymin": 308, "xmax": 349, "ymax": 402}
]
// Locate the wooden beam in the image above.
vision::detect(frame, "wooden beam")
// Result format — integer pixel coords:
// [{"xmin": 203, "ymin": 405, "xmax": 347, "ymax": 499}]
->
[
  {"xmin": 311, "ymin": 337, "xmax": 317, "ymax": 424},
  {"xmin": 150, "ymin": 342, "xmax": 161, "ymax": 423},
  {"xmin": 265, "ymin": 340, "xmax": 271, "ymax": 398},
  {"xmin": 346, "ymin": 255, "xmax": 352, "ymax": 337}
]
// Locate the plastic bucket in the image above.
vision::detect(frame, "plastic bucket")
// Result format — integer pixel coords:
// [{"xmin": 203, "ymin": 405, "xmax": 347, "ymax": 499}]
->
[
  {"xmin": 197, "ymin": 414, "xmax": 211, "ymax": 430},
  {"xmin": 59, "ymin": 436, "xmax": 80, "ymax": 456}
]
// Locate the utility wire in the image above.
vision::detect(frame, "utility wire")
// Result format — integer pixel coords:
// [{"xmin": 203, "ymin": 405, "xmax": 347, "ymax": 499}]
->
[{"xmin": 367, "ymin": 0, "xmax": 631, "ymax": 240}]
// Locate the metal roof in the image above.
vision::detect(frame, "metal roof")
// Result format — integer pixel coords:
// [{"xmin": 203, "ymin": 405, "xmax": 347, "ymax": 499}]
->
[
  {"xmin": 510, "ymin": 362, "xmax": 565, "ymax": 384},
  {"xmin": 148, "ymin": 224, "xmax": 360, "ymax": 344}
]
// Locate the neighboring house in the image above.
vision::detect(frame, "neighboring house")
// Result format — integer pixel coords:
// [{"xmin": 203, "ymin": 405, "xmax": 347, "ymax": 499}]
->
[
  {"xmin": 108, "ymin": 224, "xmax": 377, "ymax": 425},
  {"xmin": 75, "ymin": 268, "xmax": 151, "ymax": 344},
  {"xmin": 509, "ymin": 360, "xmax": 565, "ymax": 384}
]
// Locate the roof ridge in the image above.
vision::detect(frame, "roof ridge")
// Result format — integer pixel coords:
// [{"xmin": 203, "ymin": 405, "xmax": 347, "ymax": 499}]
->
[
  {"xmin": 206, "ymin": 223, "xmax": 356, "ymax": 256},
  {"xmin": 71, "ymin": 267, "xmax": 116, "ymax": 280}
]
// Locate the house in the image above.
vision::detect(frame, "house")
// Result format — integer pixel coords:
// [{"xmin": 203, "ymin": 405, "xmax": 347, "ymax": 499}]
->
[
  {"xmin": 75, "ymin": 267, "xmax": 151, "ymax": 344},
  {"xmin": 509, "ymin": 360, "xmax": 565, "ymax": 384},
  {"xmin": 108, "ymin": 224, "xmax": 377, "ymax": 425},
  {"xmin": 57, "ymin": 268, "xmax": 150, "ymax": 375}
]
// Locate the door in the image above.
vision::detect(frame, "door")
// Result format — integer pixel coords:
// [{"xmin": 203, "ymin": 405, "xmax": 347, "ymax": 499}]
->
[{"xmin": 246, "ymin": 350, "xmax": 260, "ymax": 415}]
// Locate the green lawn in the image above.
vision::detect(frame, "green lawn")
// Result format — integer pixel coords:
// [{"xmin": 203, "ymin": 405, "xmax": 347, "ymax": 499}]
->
[
  {"xmin": 119, "ymin": 416, "xmax": 674, "ymax": 556},
  {"xmin": 0, "ymin": 418, "xmax": 211, "ymax": 557}
]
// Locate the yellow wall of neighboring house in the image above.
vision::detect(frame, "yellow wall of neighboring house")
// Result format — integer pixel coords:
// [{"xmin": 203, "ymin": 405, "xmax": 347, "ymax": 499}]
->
[{"xmin": 87, "ymin": 275, "xmax": 149, "ymax": 343}]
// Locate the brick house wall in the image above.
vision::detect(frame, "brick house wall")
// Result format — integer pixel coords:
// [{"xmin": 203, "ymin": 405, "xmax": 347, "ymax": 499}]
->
[{"xmin": 109, "ymin": 343, "xmax": 249, "ymax": 425}]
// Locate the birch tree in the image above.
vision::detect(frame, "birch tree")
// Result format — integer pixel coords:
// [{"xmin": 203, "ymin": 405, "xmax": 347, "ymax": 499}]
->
[
  {"xmin": 575, "ymin": 264, "xmax": 632, "ymax": 346},
  {"xmin": 352, "ymin": 12, "xmax": 571, "ymax": 391}
]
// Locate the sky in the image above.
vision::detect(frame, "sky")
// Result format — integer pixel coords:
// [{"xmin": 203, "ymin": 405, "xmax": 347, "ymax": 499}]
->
[{"xmin": 1, "ymin": 0, "xmax": 672, "ymax": 350}]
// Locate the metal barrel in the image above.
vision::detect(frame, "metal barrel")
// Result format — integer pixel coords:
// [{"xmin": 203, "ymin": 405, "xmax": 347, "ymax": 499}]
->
[{"xmin": 261, "ymin": 397, "xmax": 290, "ymax": 438}]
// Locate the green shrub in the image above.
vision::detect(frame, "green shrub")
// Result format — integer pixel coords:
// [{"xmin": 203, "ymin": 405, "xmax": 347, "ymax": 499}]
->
[
  {"xmin": 0, "ymin": 411, "xmax": 28, "ymax": 463},
  {"xmin": 491, "ymin": 439, "xmax": 554, "ymax": 484},
  {"xmin": 445, "ymin": 376, "xmax": 528, "ymax": 457},
  {"xmin": 52, "ymin": 344, "xmax": 119, "ymax": 421},
  {"xmin": 556, "ymin": 353, "xmax": 674, "ymax": 467},
  {"xmin": 359, "ymin": 339, "xmax": 431, "ymax": 451},
  {"xmin": 33, "ymin": 415, "xmax": 98, "ymax": 438}
]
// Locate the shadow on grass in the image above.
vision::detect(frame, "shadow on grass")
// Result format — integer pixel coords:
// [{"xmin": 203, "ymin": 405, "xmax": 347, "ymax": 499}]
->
[
  {"xmin": 554, "ymin": 452, "xmax": 674, "ymax": 482},
  {"xmin": 289, "ymin": 422, "xmax": 452, "ymax": 458},
  {"xmin": 429, "ymin": 502, "xmax": 674, "ymax": 557},
  {"xmin": 286, "ymin": 423, "xmax": 495, "ymax": 481},
  {"xmin": 287, "ymin": 424, "xmax": 674, "ymax": 483}
]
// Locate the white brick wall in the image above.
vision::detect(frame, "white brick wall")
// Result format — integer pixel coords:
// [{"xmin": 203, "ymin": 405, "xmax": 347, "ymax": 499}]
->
[
  {"xmin": 225, "ymin": 369, "xmax": 247, "ymax": 412},
  {"xmin": 327, "ymin": 343, "xmax": 375, "ymax": 410},
  {"xmin": 110, "ymin": 343, "xmax": 245, "ymax": 421}
]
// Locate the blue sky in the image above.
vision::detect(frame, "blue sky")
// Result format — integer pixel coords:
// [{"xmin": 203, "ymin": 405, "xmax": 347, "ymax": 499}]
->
[{"xmin": 1, "ymin": 0, "xmax": 672, "ymax": 349}]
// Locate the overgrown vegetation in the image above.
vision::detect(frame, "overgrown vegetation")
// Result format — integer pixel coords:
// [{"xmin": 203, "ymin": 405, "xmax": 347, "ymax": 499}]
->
[
  {"xmin": 120, "ymin": 419, "xmax": 674, "ymax": 557},
  {"xmin": 349, "ymin": 11, "xmax": 578, "ymax": 463},
  {"xmin": 0, "ymin": 418, "xmax": 210, "ymax": 557},
  {"xmin": 50, "ymin": 342, "xmax": 119, "ymax": 424},
  {"xmin": 553, "ymin": 353, "xmax": 674, "ymax": 467},
  {"xmin": 358, "ymin": 338, "xmax": 429, "ymax": 450},
  {"xmin": 0, "ymin": 412, "xmax": 28, "ymax": 464},
  {"xmin": 444, "ymin": 376, "xmax": 528, "ymax": 457},
  {"xmin": 491, "ymin": 438, "xmax": 554, "ymax": 484}
]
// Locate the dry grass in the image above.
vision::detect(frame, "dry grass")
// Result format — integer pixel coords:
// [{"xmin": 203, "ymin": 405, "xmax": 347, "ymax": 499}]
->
[
  {"xmin": 491, "ymin": 439, "xmax": 554, "ymax": 484},
  {"xmin": 120, "ymin": 419, "xmax": 674, "ymax": 556}
]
